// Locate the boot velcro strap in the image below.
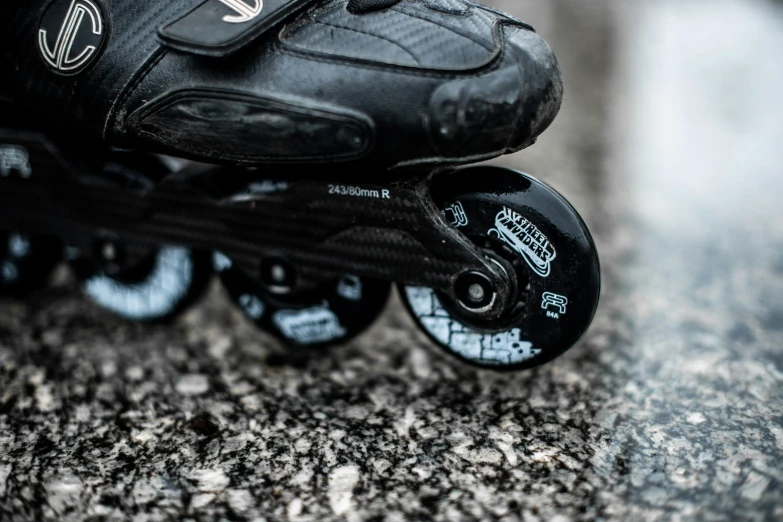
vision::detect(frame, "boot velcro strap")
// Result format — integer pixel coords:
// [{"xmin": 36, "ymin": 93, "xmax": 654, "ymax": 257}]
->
[{"xmin": 160, "ymin": 0, "xmax": 316, "ymax": 57}]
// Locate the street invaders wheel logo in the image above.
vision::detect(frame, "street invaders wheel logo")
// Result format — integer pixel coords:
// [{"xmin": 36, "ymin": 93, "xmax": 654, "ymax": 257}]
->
[{"xmin": 38, "ymin": 0, "xmax": 109, "ymax": 76}]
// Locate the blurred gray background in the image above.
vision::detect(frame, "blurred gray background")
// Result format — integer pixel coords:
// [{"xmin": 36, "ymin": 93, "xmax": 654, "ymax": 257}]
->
[{"xmin": 1, "ymin": 0, "xmax": 782, "ymax": 520}]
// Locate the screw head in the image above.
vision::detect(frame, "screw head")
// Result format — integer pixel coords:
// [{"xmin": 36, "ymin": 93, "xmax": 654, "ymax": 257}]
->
[
  {"xmin": 93, "ymin": 237, "xmax": 125, "ymax": 273},
  {"xmin": 467, "ymin": 283, "xmax": 485, "ymax": 302},
  {"xmin": 101, "ymin": 242, "xmax": 118, "ymax": 262},
  {"xmin": 454, "ymin": 271, "xmax": 497, "ymax": 314},
  {"xmin": 260, "ymin": 257, "xmax": 296, "ymax": 295}
]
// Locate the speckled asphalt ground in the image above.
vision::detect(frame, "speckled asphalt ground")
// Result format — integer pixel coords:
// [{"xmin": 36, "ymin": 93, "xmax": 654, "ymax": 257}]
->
[{"xmin": 2, "ymin": 1, "xmax": 783, "ymax": 521}]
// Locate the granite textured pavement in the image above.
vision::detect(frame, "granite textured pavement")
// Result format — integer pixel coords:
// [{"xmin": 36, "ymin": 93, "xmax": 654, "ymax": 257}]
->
[{"xmin": 1, "ymin": 0, "xmax": 782, "ymax": 520}]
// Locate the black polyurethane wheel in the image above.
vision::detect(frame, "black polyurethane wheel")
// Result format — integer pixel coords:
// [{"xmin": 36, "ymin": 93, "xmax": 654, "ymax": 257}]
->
[
  {"xmin": 72, "ymin": 246, "xmax": 213, "ymax": 322},
  {"xmin": 69, "ymin": 152, "xmax": 212, "ymax": 322},
  {"xmin": 400, "ymin": 166, "xmax": 601, "ymax": 371},
  {"xmin": 215, "ymin": 253, "xmax": 391, "ymax": 349}
]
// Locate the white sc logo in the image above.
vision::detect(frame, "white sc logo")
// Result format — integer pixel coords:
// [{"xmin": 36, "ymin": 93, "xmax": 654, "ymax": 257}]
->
[
  {"xmin": 38, "ymin": 0, "xmax": 105, "ymax": 75},
  {"xmin": 218, "ymin": 0, "xmax": 264, "ymax": 24}
]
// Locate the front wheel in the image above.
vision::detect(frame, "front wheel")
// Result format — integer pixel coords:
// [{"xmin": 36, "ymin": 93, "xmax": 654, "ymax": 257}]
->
[{"xmin": 400, "ymin": 167, "xmax": 601, "ymax": 371}]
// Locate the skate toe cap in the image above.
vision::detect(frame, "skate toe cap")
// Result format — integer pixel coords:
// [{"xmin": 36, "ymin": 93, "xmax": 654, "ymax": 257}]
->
[
  {"xmin": 427, "ymin": 27, "xmax": 563, "ymax": 159},
  {"xmin": 507, "ymin": 27, "xmax": 564, "ymax": 148}
]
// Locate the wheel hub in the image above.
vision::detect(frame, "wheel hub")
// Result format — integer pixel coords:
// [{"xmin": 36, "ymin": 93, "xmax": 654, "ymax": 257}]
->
[{"xmin": 452, "ymin": 250, "xmax": 518, "ymax": 320}]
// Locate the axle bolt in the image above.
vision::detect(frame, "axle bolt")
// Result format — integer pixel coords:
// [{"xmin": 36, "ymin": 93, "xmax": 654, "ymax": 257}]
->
[
  {"xmin": 260, "ymin": 256, "xmax": 297, "ymax": 295},
  {"xmin": 93, "ymin": 237, "xmax": 126, "ymax": 274},
  {"xmin": 102, "ymin": 242, "xmax": 118, "ymax": 262},
  {"xmin": 270, "ymin": 264, "xmax": 287, "ymax": 284},
  {"xmin": 467, "ymin": 283, "xmax": 486, "ymax": 302},
  {"xmin": 454, "ymin": 271, "xmax": 497, "ymax": 314}
]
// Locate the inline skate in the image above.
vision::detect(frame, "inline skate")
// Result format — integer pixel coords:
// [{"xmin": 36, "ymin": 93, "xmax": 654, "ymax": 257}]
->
[{"xmin": 0, "ymin": 0, "xmax": 600, "ymax": 370}]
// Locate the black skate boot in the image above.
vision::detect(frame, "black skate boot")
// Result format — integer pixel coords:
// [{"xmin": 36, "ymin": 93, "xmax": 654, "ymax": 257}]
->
[
  {"xmin": 3, "ymin": 0, "xmax": 562, "ymax": 169},
  {"xmin": 0, "ymin": 0, "xmax": 600, "ymax": 371}
]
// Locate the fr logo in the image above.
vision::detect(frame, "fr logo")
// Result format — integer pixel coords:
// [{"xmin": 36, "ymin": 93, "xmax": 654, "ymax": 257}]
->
[
  {"xmin": 218, "ymin": 0, "xmax": 264, "ymax": 24},
  {"xmin": 38, "ymin": 0, "xmax": 107, "ymax": 76},
  {"xmin": 541, "ymin": 292, "xmax": 568, "ymax": 319},
  {"xmin": 442, "ymin": 201, "xmax": 469, "ymax": 228}
]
